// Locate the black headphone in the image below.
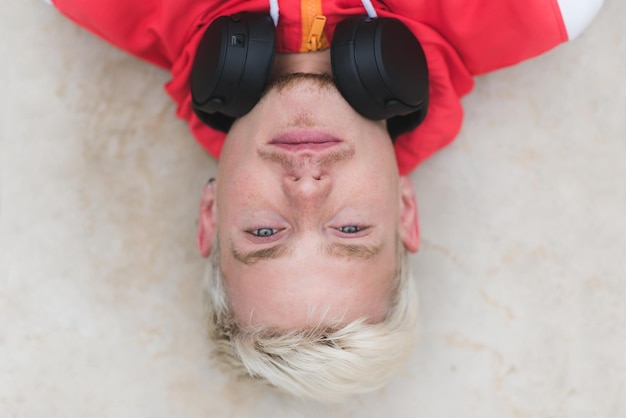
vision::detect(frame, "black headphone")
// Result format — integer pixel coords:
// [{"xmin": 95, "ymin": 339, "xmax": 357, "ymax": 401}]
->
[{"xmin": 191, "ymin": 13, "xmax": 429, "ymax": 138}]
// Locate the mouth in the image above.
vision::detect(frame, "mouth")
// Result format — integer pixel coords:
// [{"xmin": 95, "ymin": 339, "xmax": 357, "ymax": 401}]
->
[{"xmin": 269, "ymin": 129, "xmax": 343, "ymax": 152}]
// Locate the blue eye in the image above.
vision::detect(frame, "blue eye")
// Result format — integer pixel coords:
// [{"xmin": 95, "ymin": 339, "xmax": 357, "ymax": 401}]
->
[
  {"xmin": 252, "ymin": 228, "xmax": 278, "ymax": 237},
  {"xmin": 339, "ymin": 225, "xmax": 361, "ymax": 234}
]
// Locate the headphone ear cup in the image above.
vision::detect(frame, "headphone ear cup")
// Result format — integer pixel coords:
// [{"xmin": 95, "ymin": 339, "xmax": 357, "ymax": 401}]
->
[
  {"xmin": 331, "ymin": 17, "xmax": 429, "ymax": 122},
  {"xmin": 191, "ymin": 13, "xmax": 276, "ymax": 121}
]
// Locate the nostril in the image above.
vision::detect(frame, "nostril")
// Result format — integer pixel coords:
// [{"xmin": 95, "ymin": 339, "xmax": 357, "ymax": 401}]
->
[{"xmin": 289, "ymin": 175, "xmax": 322, "ymax": 181}]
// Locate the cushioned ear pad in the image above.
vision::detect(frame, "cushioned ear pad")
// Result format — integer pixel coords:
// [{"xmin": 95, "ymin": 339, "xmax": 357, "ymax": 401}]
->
[
  {"xmin": 331, "ymin": 17, "xmax": 429, "ymax": 121},
  {"xmin": 191, "ymin": 13, "xmax": 275, "ymax": 119}
]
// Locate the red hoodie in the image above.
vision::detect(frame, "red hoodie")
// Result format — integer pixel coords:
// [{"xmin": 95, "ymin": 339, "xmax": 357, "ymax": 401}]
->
[{"xmin": 51, "ymin": 0, "xmax": 568, "ymax": 174}]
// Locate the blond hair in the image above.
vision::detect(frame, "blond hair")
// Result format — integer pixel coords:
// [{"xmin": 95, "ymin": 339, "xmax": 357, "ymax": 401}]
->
[{"xmin": 203, "ymin": 241, "xmax": 418, "ymax": 402}]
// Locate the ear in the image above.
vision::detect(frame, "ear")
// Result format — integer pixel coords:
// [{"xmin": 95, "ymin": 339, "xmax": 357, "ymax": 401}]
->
[
  {"xmin": 398, "ymin": 176, "xmax": 420, "ymax": 253},
  {"xmin": 197, "ymin": 180, "xmax": 218, "ymax": 258}
]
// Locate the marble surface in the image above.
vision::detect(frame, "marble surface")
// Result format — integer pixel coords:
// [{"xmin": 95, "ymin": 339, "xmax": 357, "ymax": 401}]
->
[{"xmin": 1, "ymin": 1, "xmax": 625, "ymax": 417}]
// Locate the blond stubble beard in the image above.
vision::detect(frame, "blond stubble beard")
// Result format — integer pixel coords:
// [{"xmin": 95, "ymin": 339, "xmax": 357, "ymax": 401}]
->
[{"xmin": 262, "ymin": 72, "xmax": 336, "ymax": 96}]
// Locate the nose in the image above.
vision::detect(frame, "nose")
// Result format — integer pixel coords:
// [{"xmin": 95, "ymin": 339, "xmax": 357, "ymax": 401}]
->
[{"xmin": 283, "ymin": 168, "xmax": 331, "ymax": 206}]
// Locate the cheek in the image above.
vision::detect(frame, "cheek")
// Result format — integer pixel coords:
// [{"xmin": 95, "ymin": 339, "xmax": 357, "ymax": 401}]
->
[
  {"xmin": 343, "ymin": 163, "xmax": 397, "ymax": 204},
  {"xmin": 218, "ymin": 169, "xmax": 281, "ymax": 224},
  {"xmin": 237, "ymin": 173, "xmax": 262, "ymax": 204},
  {"xmin": 222, "ymin": 170, "xmax": 261, "ymax": 202},
  {"xmin": 217, "ymin": 172, "xmax": 252, "ymax": 224}
]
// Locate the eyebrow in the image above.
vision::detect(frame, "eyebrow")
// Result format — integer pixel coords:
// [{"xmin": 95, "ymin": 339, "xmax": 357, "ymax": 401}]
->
[
  {"xmin": 324, "ymin": 242, "xmax": 383, "ymax": 259},
  {"xmin": 231, "ymin": 242, "xmax": 382, "ymax": 266},
  {"xmin": 232, "ymin": 244, "xmax": 290, "ymax": 265}
]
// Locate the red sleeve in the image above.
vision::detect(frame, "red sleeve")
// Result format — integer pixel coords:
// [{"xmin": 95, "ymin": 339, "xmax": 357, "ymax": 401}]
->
[
  {"xmin": 382, "ymin": 0, "xmax": 569, "ymax": 75},
  {"xmin": 382, "ymin": 0, "xmax": 569, "ymax": 174},
  {"xmin": 52, "ymin": 0, "xmax": 167, "ymax": 67},
  {"xmin": 50, "ymin": 0, "xmax": 229, "ymax": 68},
  {"xmin": 51, "ymin": 0, "xmax": 271, "ymax": 160}
]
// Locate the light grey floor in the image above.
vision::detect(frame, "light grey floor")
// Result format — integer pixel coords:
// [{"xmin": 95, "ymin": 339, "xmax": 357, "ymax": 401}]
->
[{"xmin": 1, "ymin": 1, "xmax": 624, "ymax": 417}]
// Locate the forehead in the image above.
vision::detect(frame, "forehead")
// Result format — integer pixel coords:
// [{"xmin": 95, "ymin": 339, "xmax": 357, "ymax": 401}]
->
[{"xmin": 220, "ymin": 237, "xmax": 398, "ymax": 329}]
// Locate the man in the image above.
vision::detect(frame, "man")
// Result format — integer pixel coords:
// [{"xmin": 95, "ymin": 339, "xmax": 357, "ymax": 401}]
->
[
  {"xmin": 197, "ymin": 62, "xmax": 421, "ymax": 401},
  {"xmin": 47, "ymin": 0, "xmax": 603, "ymax": 401}
]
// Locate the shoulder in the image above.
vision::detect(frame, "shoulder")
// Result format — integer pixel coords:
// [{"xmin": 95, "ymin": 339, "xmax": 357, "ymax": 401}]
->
[{"xmin": 557, "ymin": 0, "xmax": 605, "ymax": 40}]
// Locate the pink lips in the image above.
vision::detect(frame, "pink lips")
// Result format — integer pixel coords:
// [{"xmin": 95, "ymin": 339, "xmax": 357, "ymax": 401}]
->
[{"xmin": 269, "ymin": 130, "xmax": 342, "ymax": 152}]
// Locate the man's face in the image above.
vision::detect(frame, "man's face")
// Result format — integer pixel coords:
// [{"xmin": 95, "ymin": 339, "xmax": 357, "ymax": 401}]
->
[{"xmin": 197, "ymin": 65, "xmax": 419, "ymax": 330}]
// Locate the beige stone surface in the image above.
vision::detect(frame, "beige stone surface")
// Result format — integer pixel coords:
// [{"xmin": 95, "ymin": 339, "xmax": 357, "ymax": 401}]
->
[{"xmin": 1, "ymin": 1, "xmax": 624, "ymax": 417}]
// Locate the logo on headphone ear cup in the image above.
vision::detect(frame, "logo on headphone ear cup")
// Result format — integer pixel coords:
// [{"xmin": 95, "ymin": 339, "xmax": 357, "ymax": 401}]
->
[
  {"xmin": 331, "ymin": 17, "xmax": 429, "ymax": 122},
  {"xmin": 191, "ymin": 13, "xmax": 276, "ymax": 121}
]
